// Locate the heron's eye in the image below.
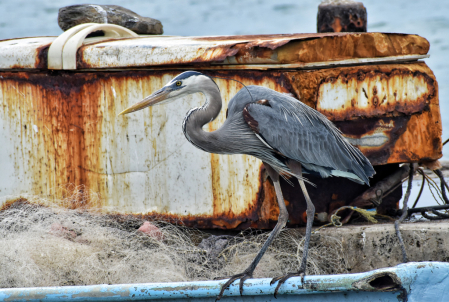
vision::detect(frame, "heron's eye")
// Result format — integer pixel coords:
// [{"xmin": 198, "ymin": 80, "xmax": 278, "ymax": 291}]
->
[{"xmin": 176, "ymin": 81, "xmax": 182, "ymax": 86}]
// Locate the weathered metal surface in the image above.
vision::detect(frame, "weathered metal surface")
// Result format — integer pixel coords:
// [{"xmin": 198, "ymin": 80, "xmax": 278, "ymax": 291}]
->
[
  {"xmin": 0, "ymin": 33, "xmax": 429, "ymax": 70},
  {"xmin": 0, "ymin": 61, "xmax": 442, "ymax": 229},
  {"xmin": 78, "ymin": 33, "xmax": 429, "ymax": 68},
  {"xmin": 0, "ymin": 71, "xmax": 286, "ymax": 229},
  {"xmin": 0, "ymin": 262, "xmax": 448, "ymax": 301},
  {"xmin": 0, "ymin": 37, "xmax": 54, "ymax": 69}
]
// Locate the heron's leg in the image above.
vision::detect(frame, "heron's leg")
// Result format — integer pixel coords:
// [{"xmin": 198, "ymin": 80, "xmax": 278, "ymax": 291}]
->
[
  {"xmin": 394, "ymin": 163, "xmax": 414, "ymax": 263},
  {"xmin": 270, "ymin": 161, "xmax": 315, "ymax": 297},
  {"xmin": 216, "ymin": 163, "xmax": 288, "ymax": 301}
]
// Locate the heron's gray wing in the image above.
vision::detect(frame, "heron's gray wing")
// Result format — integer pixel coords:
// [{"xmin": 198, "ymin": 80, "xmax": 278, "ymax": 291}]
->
[{"xmin": 243, "ymin": 93, "xmax": 375, "ymax": 185}]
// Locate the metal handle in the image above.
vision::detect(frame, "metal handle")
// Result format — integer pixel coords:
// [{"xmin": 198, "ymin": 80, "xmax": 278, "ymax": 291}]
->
[{"xmin": 48, "ymin": 23, "xmax": 138, "ymax": 70}]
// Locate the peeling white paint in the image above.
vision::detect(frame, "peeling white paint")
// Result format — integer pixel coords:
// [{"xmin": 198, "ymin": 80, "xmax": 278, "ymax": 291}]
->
[
  {"xmin": 317, "ymin": 72, "xmax": 430, "ymax": 119},
  {"xmin": 345, "ymin": 133, "xmax": 389, "ymax": 147}
]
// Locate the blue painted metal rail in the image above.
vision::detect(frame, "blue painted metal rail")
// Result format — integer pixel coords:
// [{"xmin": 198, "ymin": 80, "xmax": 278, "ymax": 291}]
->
[{"xmin": 1, "ymin": 262, "xmax": 448, "ymax": 302}]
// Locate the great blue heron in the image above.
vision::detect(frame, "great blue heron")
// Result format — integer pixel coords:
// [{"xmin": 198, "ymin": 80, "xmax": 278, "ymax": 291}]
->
[{"xmin": 119, "ymin": 71, "xmax": 375, "ymax": 299}]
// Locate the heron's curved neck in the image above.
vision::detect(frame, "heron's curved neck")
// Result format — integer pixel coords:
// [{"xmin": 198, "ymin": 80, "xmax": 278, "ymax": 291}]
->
[{"xmin": 182, "ymin": 82, "xmax": 222, "ymax": 152}]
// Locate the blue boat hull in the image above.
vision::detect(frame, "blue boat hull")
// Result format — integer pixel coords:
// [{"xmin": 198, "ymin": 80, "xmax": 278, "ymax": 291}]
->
[{"xmin": 1, "ymin": 262, "xmax": 448, "ymax": 302}]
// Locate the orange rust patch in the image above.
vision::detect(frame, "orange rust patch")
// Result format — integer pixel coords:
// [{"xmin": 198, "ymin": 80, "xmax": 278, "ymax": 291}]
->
[
  {"xmin": 332, "ymin": 17, "xmax": 343, "ymax": 33},
  {"xmin": 388, "ymin": 110, "xmax": 442, "ymax": 163},
  {"xmin": 0, "ymin": 197, "xmax": 29, "ymax": 211},
  {"xmin": 0, "ymin": 71, "xmax": 106, "ymax": 203},
  {"xmin": 35, "ymin": 44, "xmax": 49, "ymax": 69},
  {"xmin": 277, "ymin": 34, "xmax": 428, "ymax": 64},
  {"xmin": 230, "ymin": 44, "xmax": 277, "ymax": 64}
]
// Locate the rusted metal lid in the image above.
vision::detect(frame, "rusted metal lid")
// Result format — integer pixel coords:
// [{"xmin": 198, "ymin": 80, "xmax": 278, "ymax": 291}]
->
[{"xmin": 0, "ymin": 28, "xmax": 430, "ymax": 70}]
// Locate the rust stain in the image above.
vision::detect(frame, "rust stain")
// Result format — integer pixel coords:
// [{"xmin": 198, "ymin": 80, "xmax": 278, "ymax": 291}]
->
[
  {"xmin": 332, "ymin": 17, "xmax": 343, "ymax": 32},
  {"xmin": 0, "ymin": 71, "xmax": 106, "ymax": 203},
  {"xmin": 0, "ymin": 197, "xmax": 29, "ymax": 212},
  {"xmin": 348, "ymin": 14, "xmax": 365, "ymax": 30},
  {"xmin": 207, "ymin": 163, "xmax": 271, "ymax": 230},
  {"xmin": 35, "ymin": 45, "xmax": 50, "ymax": 69},
  {"xmin": 388, "ymin": 110, "xmax": 443, "ymax": 163},
  {"xmin": 229, "ymin": 44, "xmax": 277, "ymax": 64},
  {"xmin": 275, "ymin": 34, "xmax": 429, "ymax": 65},
  {"xmin": 335, "ymin": 117, "xmax": 410, "ymax": 165}
]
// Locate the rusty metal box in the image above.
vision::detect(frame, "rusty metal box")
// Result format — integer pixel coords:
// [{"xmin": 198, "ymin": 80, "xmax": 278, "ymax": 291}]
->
[{"xmin": 0, "ymin": 31, "xmax": 442, "ymax": 229}]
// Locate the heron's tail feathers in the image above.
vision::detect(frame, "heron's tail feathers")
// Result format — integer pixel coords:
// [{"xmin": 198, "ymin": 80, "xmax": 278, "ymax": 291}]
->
[
  {"xmin": 331, "ymin": 170, "xmax": 364, "ymax": 185},
  {"xmin": 336, "ymin": 133, "xmax": 375, "ymax": 186}
]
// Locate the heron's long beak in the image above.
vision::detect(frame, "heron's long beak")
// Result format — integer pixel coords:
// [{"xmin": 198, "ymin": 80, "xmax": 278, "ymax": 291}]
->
[{"xmin": 118, "ymin": 87, "xmax": 171, "ymax": 116}]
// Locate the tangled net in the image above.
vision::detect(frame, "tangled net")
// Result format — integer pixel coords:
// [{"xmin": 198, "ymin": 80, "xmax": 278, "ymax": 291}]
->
[{"xmin": 0, "ymin": 190, "xmax": 348, "ymax": 288}]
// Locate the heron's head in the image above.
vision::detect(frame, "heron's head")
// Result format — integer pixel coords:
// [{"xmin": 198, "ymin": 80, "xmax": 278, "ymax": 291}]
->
[{"xmin": 118, "ymin": 71, "xmax": 216, "ymax": 116}]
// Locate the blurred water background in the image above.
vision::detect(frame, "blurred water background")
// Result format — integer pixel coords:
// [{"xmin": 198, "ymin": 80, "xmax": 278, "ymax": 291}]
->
[{"xmin": 0, "ymin": 0, "xmax": 447, "ymax": 209}]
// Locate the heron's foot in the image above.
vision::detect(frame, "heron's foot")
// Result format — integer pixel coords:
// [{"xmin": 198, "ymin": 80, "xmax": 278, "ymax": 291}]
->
[
  {"xmin": 216, "ymin": 271, "xmax": 253, "ymax": 301},
  {"xmin": 270, "ymin": 270, "xmax": 306, "ymax": 298}
]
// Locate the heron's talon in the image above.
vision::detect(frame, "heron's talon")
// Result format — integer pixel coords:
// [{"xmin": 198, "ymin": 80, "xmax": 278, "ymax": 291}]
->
[
  {"xmin": 270, "ymin": 276, "xmax": 282, "ymax": 286},
  {"xmin": 215, "ymin": 272, "xmax": 253, "ymax": 301},
  {"xmin": 271, "ymin": 270, "xmax": 306, "ymax": 298}
]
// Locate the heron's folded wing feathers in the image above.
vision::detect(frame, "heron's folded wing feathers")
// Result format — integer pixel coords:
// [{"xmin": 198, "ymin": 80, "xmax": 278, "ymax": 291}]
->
[{"xmin": 244, "ymin": 93, "xmax": 374, "ymax": 185}]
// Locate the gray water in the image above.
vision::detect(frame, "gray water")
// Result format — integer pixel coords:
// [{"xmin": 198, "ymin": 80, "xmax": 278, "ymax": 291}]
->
[{"xmin": 0, "ymin": 0, "xmax": 448, "ymax": 160}]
